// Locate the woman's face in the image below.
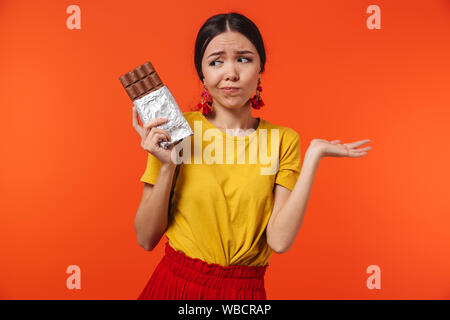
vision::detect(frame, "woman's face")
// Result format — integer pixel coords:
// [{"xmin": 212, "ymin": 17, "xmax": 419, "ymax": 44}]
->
[{"xmin": 201, "ymin": 31, "xmax": 261, "ymax": 111}]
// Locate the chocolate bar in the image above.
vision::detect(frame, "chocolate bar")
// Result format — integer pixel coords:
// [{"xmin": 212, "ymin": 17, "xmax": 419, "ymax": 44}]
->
[
  {"xmin": 119, "ymin": 61, "xmax": 193, "ymax": 149},
  {"xmin": 119, "ymin": 62, "xmax": 164, "ymax": 101}
]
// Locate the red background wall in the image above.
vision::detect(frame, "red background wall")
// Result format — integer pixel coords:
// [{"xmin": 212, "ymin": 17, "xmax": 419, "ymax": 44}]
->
[{"xmin": 1, "ymin": 0, "xmax": 449, "ymax": 299}]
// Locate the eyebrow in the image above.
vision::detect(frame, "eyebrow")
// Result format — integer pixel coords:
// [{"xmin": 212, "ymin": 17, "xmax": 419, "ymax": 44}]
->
[{"xmin": 207, "ymin": 50, "xmax": 255, "ymax": 58}]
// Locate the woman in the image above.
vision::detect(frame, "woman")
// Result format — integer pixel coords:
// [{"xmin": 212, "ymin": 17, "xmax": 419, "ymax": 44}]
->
[{"xmin": 133, "ymin": 12, "xmax": 372, "ymax": 300}]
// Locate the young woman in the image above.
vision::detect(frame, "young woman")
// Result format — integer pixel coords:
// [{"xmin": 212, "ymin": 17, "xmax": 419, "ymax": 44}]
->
[{"xmin": 133, "ymin": 12, "xmax": 372, "ymax": 300}]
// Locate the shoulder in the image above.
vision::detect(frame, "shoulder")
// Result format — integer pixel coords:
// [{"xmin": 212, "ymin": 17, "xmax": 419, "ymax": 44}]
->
[
  {"xmin": 262, "ymin": 119, "xmax": 300, "ymax": 144},
  {"xmin": 182, "ymin": 111, "xmax": 202, "ymax": 127},
  {"xmin": 182, "ymin": 110, "xmax": 201, "ymax": 120}
]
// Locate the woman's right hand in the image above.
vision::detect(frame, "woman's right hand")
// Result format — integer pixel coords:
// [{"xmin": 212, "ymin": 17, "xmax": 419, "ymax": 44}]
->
[{"xmin": 132, "ymin": 107, "xmax": 176, "ymax": 166}]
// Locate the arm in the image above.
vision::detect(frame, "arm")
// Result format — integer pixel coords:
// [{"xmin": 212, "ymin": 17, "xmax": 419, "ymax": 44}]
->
[
  {"xmin": 266, "ymin": 146, "xmax": 322, "ymax": 254},
  {"xmin": 266, "ymin": 138, "xmax": 371, "ymax": 253},
  {"xmin": 134, "ymin": 163, "xmax": 177, "ymax": 251}
]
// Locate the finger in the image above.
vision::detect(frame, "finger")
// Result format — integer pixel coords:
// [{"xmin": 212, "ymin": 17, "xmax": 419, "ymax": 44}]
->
[
  {"xmin": 150, "ymin": 128, "xmax": 171, "ymax": 141},
  {"xmin": 152, "ymin": 132, "xmax": 169, "ymax": 145},
  {"xmin": 144, "ymin": 118, "xmax": 168, "ymax": 130},
  {"xmin": 357, "ymin": 152, "xmax": 368, "ymax": 157},
  {"xmin": 146, "ymin": 133, "xmax": 166, "ymax": 151},
  {"xmin": 132, "ymin": 107, "xmax": 142, "ymax": 129},
  {"xmin": 349, "ymin": 151, "xmax": 367, "ymax": 158},
  {"xmin": 330, "ymin": 140, "xmax": 341, "ymax": 144},
  {"xmin": 346, "ymin": 139, "xmax": 371, "ymax": 149}
]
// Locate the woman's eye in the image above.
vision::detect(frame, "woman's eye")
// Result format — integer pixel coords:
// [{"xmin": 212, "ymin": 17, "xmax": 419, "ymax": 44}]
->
[
  {"xmin": 238, "ymin": 57, "xmax": 252, "ymax": 63},
  {"xmin": 209, "ymin": 57, "xmax": 252, "ymax": 66}
]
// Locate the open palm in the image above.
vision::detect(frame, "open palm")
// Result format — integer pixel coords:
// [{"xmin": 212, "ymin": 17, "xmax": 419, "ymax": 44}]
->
[{"xmin": 311, "ymin": 139, "xmax": 372, "ymax": 158}]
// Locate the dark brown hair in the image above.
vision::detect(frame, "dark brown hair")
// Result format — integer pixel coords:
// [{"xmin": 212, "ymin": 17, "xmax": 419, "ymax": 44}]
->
[{"xmin": 194, "ymin": 12, "xmax": 266, "ymax": 81}]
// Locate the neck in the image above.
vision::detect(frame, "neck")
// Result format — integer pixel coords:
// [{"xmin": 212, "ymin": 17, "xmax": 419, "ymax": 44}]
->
[{"xmin": 205, "ymin": 101, "xmax": 259, "ymax": 131}]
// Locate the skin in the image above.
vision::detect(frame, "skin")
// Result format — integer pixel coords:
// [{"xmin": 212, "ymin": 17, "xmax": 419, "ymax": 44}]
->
[{"xmin": 201, "ymin": 29, "xmax": 261, "ymax": 134}]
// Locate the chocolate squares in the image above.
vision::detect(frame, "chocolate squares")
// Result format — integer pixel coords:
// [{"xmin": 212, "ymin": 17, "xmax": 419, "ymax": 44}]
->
[
  {"xmin": 119, "ymin": 62, "xmax": 164, "ymax": 101},
  {"xmin": 119, "ymin": 60, "xmax": 194, "ymax": 149}
]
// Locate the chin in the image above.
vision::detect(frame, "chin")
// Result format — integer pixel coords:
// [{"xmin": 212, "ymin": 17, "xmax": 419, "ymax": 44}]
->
[
  {"xmin": 221, "ymin": 99, "xmax": 248, "ymax": 109},
  {"xmin": 224, "ymin": 104, "xmax": 246, "ymax": 110}
]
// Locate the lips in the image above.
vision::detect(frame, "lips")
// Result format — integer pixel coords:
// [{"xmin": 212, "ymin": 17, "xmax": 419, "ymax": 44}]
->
[{"xmin": 221, "ymin": 87, "xmax": 239, "ymax": 94}]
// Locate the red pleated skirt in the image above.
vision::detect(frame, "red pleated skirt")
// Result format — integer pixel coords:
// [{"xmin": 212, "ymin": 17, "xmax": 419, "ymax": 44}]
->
[{"xmin": 137, "ymin": 241, "xmax": 268, "ymax": 300}]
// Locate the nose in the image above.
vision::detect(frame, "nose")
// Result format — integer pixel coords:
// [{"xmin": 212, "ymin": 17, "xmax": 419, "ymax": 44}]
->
[{"xmin": 224, "ymin": 63, "xmax": 239, "ymax": 81}]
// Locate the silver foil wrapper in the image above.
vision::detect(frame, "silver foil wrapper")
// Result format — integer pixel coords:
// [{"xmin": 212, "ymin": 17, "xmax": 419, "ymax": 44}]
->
[{"xmin": 133, "ymin": 85, "xmax": 193, "ymax": 149}]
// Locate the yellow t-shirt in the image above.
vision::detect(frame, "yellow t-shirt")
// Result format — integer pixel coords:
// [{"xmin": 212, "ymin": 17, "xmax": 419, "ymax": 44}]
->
[{"xmin": 140, "ymin": 111, "xmax": 302, "ymax": 267}]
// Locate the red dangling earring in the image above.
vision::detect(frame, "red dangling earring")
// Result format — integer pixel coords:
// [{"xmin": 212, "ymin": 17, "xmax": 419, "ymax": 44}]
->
[
  {"xmin": 250, "ymin": 78, "xmax": 264, "ymax": 110},
  {"xmin": 194, "ymin": 83, "xmax": 213, "ymax": 115}
]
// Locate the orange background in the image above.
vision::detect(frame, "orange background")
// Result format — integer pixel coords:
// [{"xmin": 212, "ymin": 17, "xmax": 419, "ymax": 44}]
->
[{"xmin": 1, "ymin": 0, "xmax": 449, "ymax": 299}]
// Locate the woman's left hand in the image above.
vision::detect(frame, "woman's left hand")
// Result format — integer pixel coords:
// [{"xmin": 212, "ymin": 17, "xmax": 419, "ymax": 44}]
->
[{"xmin": 310, "ymin": 139, "xmax": 372, "ymax": 158}]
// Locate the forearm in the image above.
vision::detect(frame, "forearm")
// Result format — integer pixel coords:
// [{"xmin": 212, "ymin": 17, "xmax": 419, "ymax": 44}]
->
[
  {"xmin": 270, "ymin": 147, "xmax": 322, "ymax": 253},
  {"xmin": 134, "ymin": 163, "xmax": 176, "ymax": 250}
]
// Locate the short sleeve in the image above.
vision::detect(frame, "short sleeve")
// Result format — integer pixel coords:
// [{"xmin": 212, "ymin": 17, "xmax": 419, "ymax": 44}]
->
[
  {"xmin": 140, "ymin": 152, "xmax": 162, "ymax": 185},
  {"xmin": 274, "ymin": 129, "xmax": 302, "ymax": 191}
]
